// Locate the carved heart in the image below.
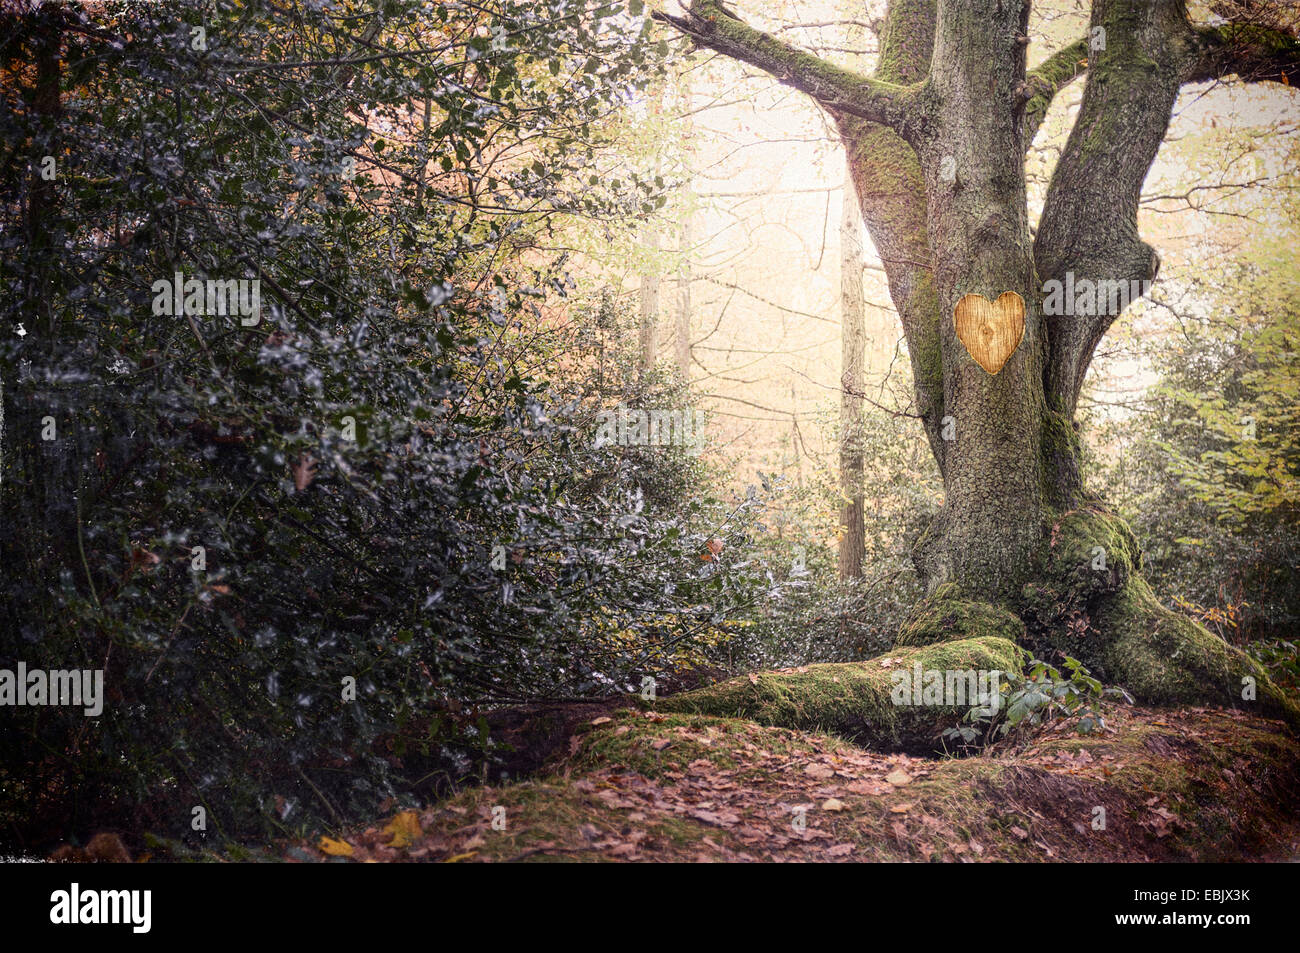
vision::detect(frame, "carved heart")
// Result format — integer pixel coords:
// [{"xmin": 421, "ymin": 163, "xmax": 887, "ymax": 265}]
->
[{"xmin": 953, "ymin": 291, "xmax": 1025, "ymax": 375}]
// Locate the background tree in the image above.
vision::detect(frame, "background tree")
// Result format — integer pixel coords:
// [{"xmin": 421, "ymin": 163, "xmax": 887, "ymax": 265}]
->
[{"xmin": 838, "ymin": 162, "xmax": 866, "ymax": 579}]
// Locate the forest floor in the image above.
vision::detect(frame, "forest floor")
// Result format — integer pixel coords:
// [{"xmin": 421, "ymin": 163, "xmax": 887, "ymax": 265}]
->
[{"xmin": 274, "ymin": 702, "xmax": 1300, "ymax": 863}]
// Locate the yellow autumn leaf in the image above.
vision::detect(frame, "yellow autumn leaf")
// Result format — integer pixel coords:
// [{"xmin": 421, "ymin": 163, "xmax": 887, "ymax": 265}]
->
[
  {"xmin": 444, "ymin": 851, "xmax": 478, "ymax": 863},
  {"xmin": 382, "ymin": 809, "xmax": 422, "ymax": 849},
  {"xmin": 318, "ymin": 836, "xmax": 354, "ymax": 857}
]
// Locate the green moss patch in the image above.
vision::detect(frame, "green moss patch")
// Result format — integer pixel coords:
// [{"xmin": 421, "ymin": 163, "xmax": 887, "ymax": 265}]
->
[
  {"xmin": 1038, "ymin": 506, "xmax": 1139, "ymax": 601},
  {"xmin": 652, "ymin": 637, "xmax": 1024, "ymax": 751},
  {"xmin": 896, "ymin": 583, "xmax": 1027, "ymax": 647},
  {"xmin": 1094, "ymin": 576, "xmax": 1300, "ymax": 727},
  {"xmin": 1008, "ymin": 505, "xmax": 1299, "ymax": 726}
]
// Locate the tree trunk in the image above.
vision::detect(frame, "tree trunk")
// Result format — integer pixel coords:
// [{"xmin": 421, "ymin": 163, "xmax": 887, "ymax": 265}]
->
[
  {"xmin": 674, "ymin": 74, "xmax": 694, "ymax": 383},
  {"xmin": 11, "ymin": 8, "xmax": 78, "ymax": 557},
  {"xmin": 674, "ymin": 217, "xmax": 691, "ymax": 382},
  {"xmin": 838, "ymin": 166, "xmax": 866, "ymax": 580},
  {"xmin": 638, "ymin": 226, "xmax": 659, "ymax": 378}
]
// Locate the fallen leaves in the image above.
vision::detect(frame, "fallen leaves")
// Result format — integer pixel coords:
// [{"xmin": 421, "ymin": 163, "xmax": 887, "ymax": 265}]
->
[
  {"xmin": 279, "ymin": 704, "xmax": 1280, "ymax": 865},
  {"xmin": 689, "ymin": 808, "xmax": 742, "ymax": 827},
  {"xmin": 846, "ymin": 778, "xmax": 891, "ymax": 796},
  {"xmin": 291, "ymin": 453, "xmax": 318, "ymax": 491},
  {"xmin": 1144, "ymin": 799, "xmax": 1182, "ymax": 839},
  {"xmin": 318, "ymin": 836, "xmax": 354, "ymax": 857},
  {"xmin": 382, "ymin": 810, "xmax": 423, "ymax": 849}
]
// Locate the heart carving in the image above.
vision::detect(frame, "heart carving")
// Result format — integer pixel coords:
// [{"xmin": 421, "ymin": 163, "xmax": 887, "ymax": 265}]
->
[{"xmin": 953, "ymin": 291, "xmax": 1025, "ymax": 375}]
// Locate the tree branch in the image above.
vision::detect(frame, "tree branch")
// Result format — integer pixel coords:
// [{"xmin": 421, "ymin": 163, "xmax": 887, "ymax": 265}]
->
[
  {"xmin": 652, "ymin": 0, "xmax": 924, "ymax": 136},
  {"xmin": 1184, "ymin": 20, "xmax": 1300, "ymax": 85},
  {"xmin": 1035, "ymin": 1, "xmax": 1189, "ymax": 413},
  {"xmin": 834, "ymin": 1, "xmax": 945, "ymax": 468},
  {"xmin": 1035, "ymin": 1, "xmax": 1299, "ymax": 415},
  {"xmin": 1022, "ymin": 37, "xmax": 1090, "ymax": 146}
]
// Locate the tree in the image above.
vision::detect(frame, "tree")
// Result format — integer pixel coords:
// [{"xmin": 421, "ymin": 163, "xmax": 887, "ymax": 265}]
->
[
  {"xmin": 838, "ymin": 163, "xmax": 866, "ymax": 579},
  {"xmin": 656, "ymin": 0, "xmax": 1300, "ymax": 717},
  {"xmin": 638, "ymin": 223, "xmax": 661, "ymax": 377}
]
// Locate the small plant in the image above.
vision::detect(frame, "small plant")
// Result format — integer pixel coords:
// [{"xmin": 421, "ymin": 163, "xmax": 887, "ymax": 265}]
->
[
  {"xmin": 943, "ymin": 654, "xmax": 1133, "ymax": 747},
  {"xmin": 1172, "ymin": 592, "xmax": 1247, "ymax": 642},
  {"xmin": 1247, "ymin": 639, "xmax": 1300, "ymax": 695}
]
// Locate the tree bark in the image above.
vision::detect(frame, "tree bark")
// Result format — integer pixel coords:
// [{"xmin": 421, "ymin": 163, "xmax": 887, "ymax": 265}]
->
[
  {"xmin": 905, "ymin": 0, "xmax": 1046, "ymax": 598},
  {"xmin": 674, "ymin": 73, "xmax": 694, "ymax": 382},
  {"xmin": 674, "ymin": 217, "xmax": 691, "ymax": 381}
]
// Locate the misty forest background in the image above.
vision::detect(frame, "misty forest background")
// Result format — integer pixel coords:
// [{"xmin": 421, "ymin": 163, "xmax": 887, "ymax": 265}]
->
[{"xmin": 0, "ymin": 0, "xmax": 1297, "ymax": 853}]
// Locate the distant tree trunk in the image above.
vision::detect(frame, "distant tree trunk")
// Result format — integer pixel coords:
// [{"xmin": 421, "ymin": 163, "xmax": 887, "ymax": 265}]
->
[
  {"xmin": 25, "ymin": 4, "xmax": 61, "ymax": 325},
  {"xmin": 674, "ymin": 75, "xmax": 694, "ymax": 382},
  {"xmin": 681, "ymin": 223, "xmax": 691, "ymax": 382},
  {"xmin": 838, "ymin": 166, "xmax": 866, "ymax": 580},
  {"xmin": 790, "ymin": 380, "xmax": 803, "ymax": 489},
  {"xmin": 638, "ymin": 226, "xmax": 659, "ymax": 379},
  {"xmin": 638, "ymin": 82, "xmax": 665, "ymax": 383},
  {"xmin": 674, "ymin": 217, "xmax": 691, "ymax": 382},
  {"xmin": 14, "ymin": 7, "xmax": 77, "ymax": 555}
]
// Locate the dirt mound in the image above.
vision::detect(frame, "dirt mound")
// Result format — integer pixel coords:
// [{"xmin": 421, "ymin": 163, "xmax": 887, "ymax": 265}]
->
[{"xmin": 276, "ymin": 703, "xmax": 1300, "ymax": 862}]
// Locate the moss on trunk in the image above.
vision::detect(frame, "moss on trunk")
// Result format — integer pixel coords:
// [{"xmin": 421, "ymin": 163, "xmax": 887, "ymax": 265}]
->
[
  {"xmin": 895, "ymin": 583, "xmax": 1027, "ymax": 646},
  {"xmin": 887, "ymin": 503, "xmax": 1300, "ymax": 729},
  {"xmin": 1015, "ymin": 505, "xmax": 1300, "ymax": 727}
]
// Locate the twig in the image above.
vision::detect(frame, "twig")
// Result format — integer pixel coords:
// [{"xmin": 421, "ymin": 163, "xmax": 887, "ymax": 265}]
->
[{"xmin": 296, "ymin": 765, "xmax": 343, "ymax": 827}]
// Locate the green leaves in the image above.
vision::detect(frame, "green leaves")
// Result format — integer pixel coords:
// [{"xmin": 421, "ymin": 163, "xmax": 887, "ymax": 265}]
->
[
  {"xmin": 946, "ymin": 655, "xmax": 1130, "ymax": 746},
  {"xmin": 0, "ymin": 0, "xmax": 680, "ymax": 844}
]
